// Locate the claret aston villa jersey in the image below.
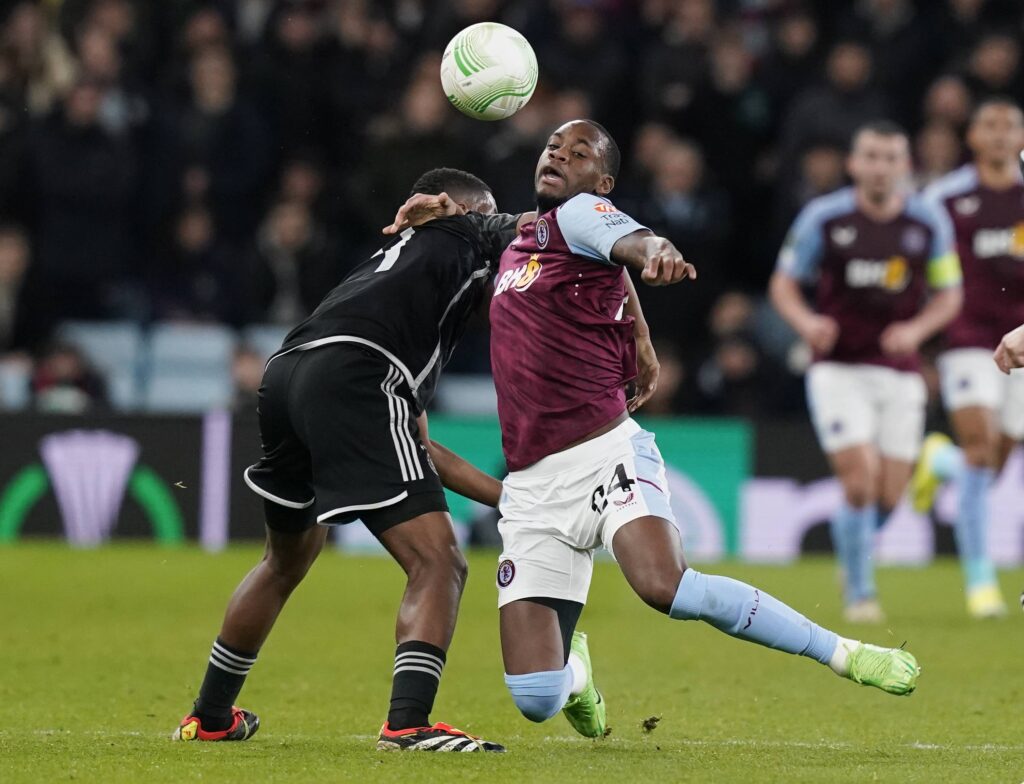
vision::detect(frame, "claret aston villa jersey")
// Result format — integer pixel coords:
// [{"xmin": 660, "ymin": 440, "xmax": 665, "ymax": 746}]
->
[
  {"xmin": 776, "ymin": 187, "xmax": 962, "ymax": 372},
  {"xmin": 924, "ymin": 164, "xmax": 1024, "ymax": 350},
  {"xmin": 489, "ymin": 193, "xmax": 648, "ymax": 471}
]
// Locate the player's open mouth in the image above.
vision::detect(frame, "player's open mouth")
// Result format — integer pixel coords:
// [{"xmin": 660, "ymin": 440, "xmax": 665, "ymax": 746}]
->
[{"xmin": 539, "ymin": 166, "xmax": 565, "ymax": 186}]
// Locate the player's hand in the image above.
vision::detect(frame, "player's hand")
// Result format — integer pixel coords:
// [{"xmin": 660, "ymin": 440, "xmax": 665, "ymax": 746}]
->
[
  {"xmin": 880, "ymin": 321, "xmax": 924, "ymax": 357},
  {"xmin": 383, "ymin": 192, "xmax": 462, "ymax": 234},
  {"xmin": 994, "ymin": 323, "xmax": 1024, "ymax": 374},
  {"xmin": 628, "ymin": 335, "xmax": 659, "ymax": 413},
  {"xmin": 639, "ymin": 237, "xmax": 697, "ymax": 286},
  {"xmin": 800, "ymin": 314, "xmax": 840, "ymax": 355}
]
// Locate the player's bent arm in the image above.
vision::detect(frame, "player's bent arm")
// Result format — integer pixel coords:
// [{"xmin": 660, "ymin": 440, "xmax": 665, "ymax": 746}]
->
[
  {"xmin": 904, "ymin": 286, "xmax": 963, "ymax": 344},
  {"xmin": 622, "ymin": 272, "xmax": 659, "ymax": 412},
  {"xmin": 611, "ymin": 230, "xmax": 696, "ymax": 286},
  {"xmin": 769, "ymin": 271, "xmax": 817, "ymax": 335},
  {"xmin": 417, "ymin": 413, "xmax": 502, "ymax": 508}
]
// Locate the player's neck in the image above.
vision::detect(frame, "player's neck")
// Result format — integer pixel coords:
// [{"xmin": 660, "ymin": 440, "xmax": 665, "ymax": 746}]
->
[
  {"xmin": 854, "ymin": 189, "xmax": 903, "ymax": 223},
  {"xmin": 975, "ymin": 159, "xmax": 1020, "ymax": 190}
]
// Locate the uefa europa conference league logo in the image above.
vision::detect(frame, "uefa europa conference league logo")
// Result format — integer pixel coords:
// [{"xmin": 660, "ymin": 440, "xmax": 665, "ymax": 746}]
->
[{"xmin": 0, "ymin": 430, "xmax": 184, "ymax": 545}]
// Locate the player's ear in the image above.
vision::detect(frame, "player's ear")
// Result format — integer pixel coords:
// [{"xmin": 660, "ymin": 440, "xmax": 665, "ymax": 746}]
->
[{"xmin": 595, "ymin": 174, "xmax": 614, "ymax": 196}]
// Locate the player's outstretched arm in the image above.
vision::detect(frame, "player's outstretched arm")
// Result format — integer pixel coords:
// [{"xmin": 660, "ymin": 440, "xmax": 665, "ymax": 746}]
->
[
  {"xmin": 611, "ymin": 230, "xmax": 696, "ymax": 286},
  {"xmin": 994, "ymin": 323, "xmax": 1024, "ymax": 374},
  {"xmin": 417, "ymin": 413, "xmax": 502, "ymax": 507},
  {"xmin": 769, "ymin": 271, "xmax": 840, "ymax": 355}
]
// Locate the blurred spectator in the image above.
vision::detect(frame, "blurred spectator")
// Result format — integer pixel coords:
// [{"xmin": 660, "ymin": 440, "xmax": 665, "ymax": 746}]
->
[
  {"xmin": 914, "ymin": 121, "xmax": 963, "ymax": 187},
  {"xmin": 2, "ymin": 1, "xmax": 75, "ymax": 117},
  {"xmin": 483, "ymin": 96, "xmax": 552, "ymax": 212},
  {"xmin": 964, "ymin": 32, "xmax": 1023, "ymax": 100},
  {"xmin": 325, "ymin": 0, "xmax": 406, "ymax": 165},
  {"xmin": 922, "ymin": 74, "xmax": 973, "ymax": 132},
  {"xmin": 155, "ymin": 44, "xmax": 271, "ymax": 241},
  {"xmin": 251, "ymin": 2, "xmax": 332, "ymax": 158},
  {"xmin": 693, "ymin": 292, "xmax": 788, "ymax": 417},
  {"xmin": 74, "ymin": 23, "xmax": 148, "ymax": 138},
  {"xmin": 619, "ymin": 120, "xmax": 678, "ymax": 197},
  {"xmin": 837, "ymin": 0, "xmax": 936, "ymax": 127},
  {"xmin": 0, "ymin": 48, "xmax": 27, "ymax": 217},
  {"xmin": 778, "ymin": 40, "xmax": 887, "ymax": 179},
  {"xmin": 254, "ymin": 200, "xmax": 339, "ymax": 326},
  {"xmin": 773, "ymin": 140, "xmax": 848, "ymax": 247},
  {"xmin": 28, "ymin": 79, "xmax": 138, "ymax": 324},
  {"xmin": 640, "ymin": 339, "xmax": 689, "ymax": 416},
  {"xmin": 627, "ymin": 139, "xmax": 731, "ymax": 343},
  {"xmin": 354, "ymin": 64, "xmax": 469, "ymax": 235},
  {"xmin": 0, "ymin": 223, "xmax": 41, "ymax": 353},
  {"xmin": 641, "ymin": 0, "xmax": 715, "ymax": 123},
  {"xmin": 231, "ymin": 344, "xmax": 264, "ymax": 411},
  {"xmin": 538, "ymin": 2, "xmax": 625, "ymax": 123},
  {"xmin": 31, "ymin": 341, "xmax": 108, "ymax": 413},
  {"xmin": 759, "ymin": 10, "xmax": 821, "ymax": 116},
  {"xmin": 150, "ymin": 205, "xmax": 252, "ymax": 327}
]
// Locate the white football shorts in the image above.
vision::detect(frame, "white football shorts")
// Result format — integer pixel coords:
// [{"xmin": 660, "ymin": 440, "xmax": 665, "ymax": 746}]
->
[
  {"xmin": 495, "ymin": 418, "xmax": 675, "ymax": 608},
  {"xmin": 938, "ymin": 348, "xmax": 1024, "ymax": 440},
  {"xmin": 806, "ymin": 362, "xmax": 926, "ymax": 462}
]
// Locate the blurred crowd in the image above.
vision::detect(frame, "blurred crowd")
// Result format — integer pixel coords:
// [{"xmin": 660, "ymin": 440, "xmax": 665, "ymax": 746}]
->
[{"xmin": 0, "ymin": 0, "xmax": 1022, "ymax": 417}]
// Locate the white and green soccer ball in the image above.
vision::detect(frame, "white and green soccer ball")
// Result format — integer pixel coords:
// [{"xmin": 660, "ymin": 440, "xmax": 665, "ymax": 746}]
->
[{"xmin": 440, "ymin": 22, "xmax": 538, "ymax": 121}]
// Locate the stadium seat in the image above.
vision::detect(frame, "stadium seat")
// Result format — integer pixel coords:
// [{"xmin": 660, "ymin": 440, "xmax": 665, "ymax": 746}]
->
[
  {"xmin": 0, "ymin": 360, "xmax": 30, "ymax": 410},
  {"xmin": 143, "ymin": 323, "xmax": 238, "ymax": 413},
  {"xmin": 56, "ymin": 320, "xmax": 145, "ymax": 410},
  {"xmin": 148, "ymin": 322, "xmax": 237, "ymax": 374},
  {"xmin": 434, "ymin": 374, "xmax": 498, "ymax": 415},
  {"xmin": 144, "ymin": 372, "xmax": 234, "ymax": 413},
  {"xmin": 241, "ymin": 323, "xmax": 291, "ymax": 363}
]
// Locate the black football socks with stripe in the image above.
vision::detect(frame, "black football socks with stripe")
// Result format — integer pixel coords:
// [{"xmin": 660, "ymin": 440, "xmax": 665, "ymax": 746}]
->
[
  {"xmin": 193, "ymin": 638, "xmax": 258, "ymax": 731},
  {"xmin": 387, "ymin": 641, "xmax": 447, "ymax": 730}
]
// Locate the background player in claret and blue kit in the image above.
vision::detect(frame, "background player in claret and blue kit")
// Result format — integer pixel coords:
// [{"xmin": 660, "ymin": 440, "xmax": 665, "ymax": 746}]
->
[
  {"xmin": 171, "ymin": 168, "xmax": 530, "ymax": 752},
  {"xmin": 911, "ymin": 98, "xmax": 1024, "ymax": 618},
  {"xmin": 425, "ymin": 119, "xmax": 921, "ymax": 739},
  {"xmin": 770, "ymin": 121, "xmax": 964, "ymax": 624}
]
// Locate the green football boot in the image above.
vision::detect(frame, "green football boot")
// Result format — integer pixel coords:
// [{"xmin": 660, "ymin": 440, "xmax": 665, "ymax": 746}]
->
[
  {"xmin": 562, "ymin": 631, "xmax": 606, "ymax": 738},
  {"xmin": 845, "ymin": 642, "xmax": 920, "ymax": 696}
]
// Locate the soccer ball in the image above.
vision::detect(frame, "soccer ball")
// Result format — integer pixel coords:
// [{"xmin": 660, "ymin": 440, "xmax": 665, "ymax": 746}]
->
[{"xmin": 440, "ymin": 22, "xmax": 538, "ymax": 121}]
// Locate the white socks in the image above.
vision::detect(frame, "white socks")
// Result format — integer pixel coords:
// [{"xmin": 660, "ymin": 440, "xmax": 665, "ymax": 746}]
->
[
  {"xmin": 567, "ymin": 652, "xmax": 588, "ymax": 696},
  {"xmin": 828, "ymin": 637, "xmax": 859, "ymax": 676}
]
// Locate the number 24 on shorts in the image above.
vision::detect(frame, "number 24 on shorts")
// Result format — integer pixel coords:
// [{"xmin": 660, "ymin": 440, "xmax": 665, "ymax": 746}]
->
[{"xmin": 590, "ymin": 463, "xmax": 636, "ymax": 513}]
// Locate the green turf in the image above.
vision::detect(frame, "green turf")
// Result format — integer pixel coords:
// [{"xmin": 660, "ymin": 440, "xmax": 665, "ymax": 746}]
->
[{"xmin": 1, "ymin": 543, "xmax": 1021, "ymax": 783}]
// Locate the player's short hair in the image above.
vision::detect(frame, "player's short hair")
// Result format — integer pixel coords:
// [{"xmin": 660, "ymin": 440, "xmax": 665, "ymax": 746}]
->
[
  {"xmin": 852, "ymin": 119, "xmax": 908, "ymax": 146},
  {"xmin": 581, "ymin": 119, "xmax": 621, "ymax": 179},
  {"xmin": 970, "ymin": 95, "xmax": 1024, "ymax": 124},
  {"xmin": 409, "ymin": 168, "xmax": 492, "ymax": 201}
]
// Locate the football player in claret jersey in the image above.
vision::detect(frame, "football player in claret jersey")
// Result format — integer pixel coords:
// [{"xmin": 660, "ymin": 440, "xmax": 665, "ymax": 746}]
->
[
  {"xmin": 395, "ymin": 119, "xmax": 921, "ymax": 740},
  {"xmin": 770, "ymin": 121, "xmax": 964, "ymax": 623},
  {"xmin": 172, "ymin": 168, "xmax": 530, "ymax": 752},
  {"xmin": 912, "ymin": 98, "xmax": 1024, "ymax": 618}
]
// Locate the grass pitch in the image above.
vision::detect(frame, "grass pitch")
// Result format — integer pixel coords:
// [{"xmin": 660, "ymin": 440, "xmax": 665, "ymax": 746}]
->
[{"xmin": 1, "ymin": 543, "xmax": 1022, "ymax": 783}]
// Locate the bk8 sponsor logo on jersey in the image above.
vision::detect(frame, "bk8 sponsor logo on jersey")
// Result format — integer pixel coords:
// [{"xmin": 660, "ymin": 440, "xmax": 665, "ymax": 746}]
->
[
  {"xmin": 494, "ymin": 254, "xmax": 543, "ymax": 296},
  {"xmin": 844, "ymin": 256, "xmax": 910, "ymax": 292},
  {"xmin": 973, "ymin": 223, "xmax": 1024, "ymax": 259}
]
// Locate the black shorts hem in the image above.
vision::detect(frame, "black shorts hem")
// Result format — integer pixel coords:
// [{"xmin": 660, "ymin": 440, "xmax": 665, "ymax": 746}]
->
[{"xmin": 318, "ymin": 491, "xmax": 449, "ymax": 536}]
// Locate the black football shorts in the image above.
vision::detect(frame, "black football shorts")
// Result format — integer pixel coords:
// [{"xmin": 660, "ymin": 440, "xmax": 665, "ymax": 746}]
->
[{"xmin": 244, "ymin": 344, "xmax": 448, "ymax": 535}]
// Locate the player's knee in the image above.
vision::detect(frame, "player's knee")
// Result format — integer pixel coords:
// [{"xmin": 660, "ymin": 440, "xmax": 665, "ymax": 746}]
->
[
  {"xmin": 406, "ymin": 541, "xmax": 468, "ymax": 590},
  {"xmin": 633, "ymin": 570, "xmax": 684, "ymax": 615},
  {"xmin": 504, "ymin": 670, "xmax": 569, "ymax": 723},
  {"xmin": 960, "ymin": 435, "xmax": 995, "ymax": 469},
  {"xmin": 841, "ymin": 476, "xmax": 875, "ymax": 508}
]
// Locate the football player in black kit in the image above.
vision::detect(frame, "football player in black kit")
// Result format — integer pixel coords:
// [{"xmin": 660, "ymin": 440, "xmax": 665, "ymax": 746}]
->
[{"xmin": 172, "ymin": 169, "xmax": 528, "ymax": 752}]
